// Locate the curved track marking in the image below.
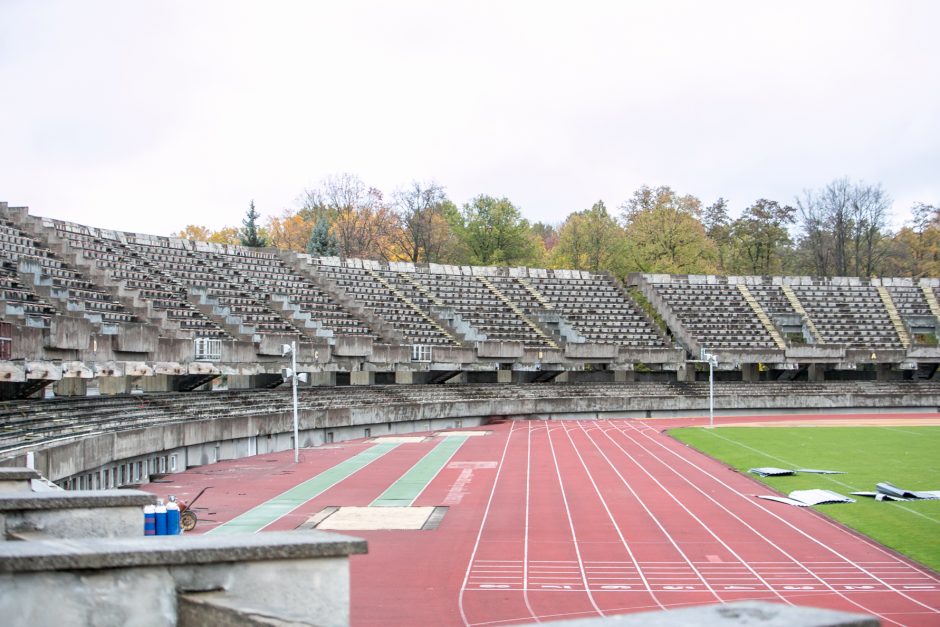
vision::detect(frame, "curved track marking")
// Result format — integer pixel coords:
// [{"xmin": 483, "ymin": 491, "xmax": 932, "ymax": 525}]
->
[
  {"xmin": 623, "ymin": 420, "xmax": 940, "ymax": 623},
  {"xmin": 602, "ymin": 422, "xmax": 893, "ymax": 622},
  {"xmin": 582, "ymin": 422, "xmax": 796, "ymax": 608},
  {"xmin": 544, "ymin": 422, "xmax": 605, "ymax": 617},
  {"xmin": 571, "ymin": 421, "xmax": 724, "ymax": 604},
  {"xmin": 523, "ymin": 421, "xmax": 539, "ymax": 621},
  {"xmin": 557, "ymin": 422, "xmax": 666, "ymax": 611},
  {"xmin": 459, "ymin": 421, "xmax": 538, "ymax": 627}
]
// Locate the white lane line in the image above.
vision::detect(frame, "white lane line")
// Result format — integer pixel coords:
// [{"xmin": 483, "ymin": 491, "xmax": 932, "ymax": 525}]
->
[
  {"xmin": 574, "ymin": 421, "xmax": 724, "ymax": 603},
  {"xmin": 602, "ymin": 422, "xmax": 793, "ymax": 605},
  {"xmin": 626, "ymin": 420, "xmax": 939, "ymax": 622},
  {"xmin": 558, "ymin": 422, "xmax": 666, "ymax": 610},
  {"xmin": 617, "ymin": 421, "xmax": 904, "ymax": 625},
  {"xmin": 542, "ymin": 421, "xmax": 606, "ymax": 617},
  {"xmin": 459, "ymin": 422, "xmax": 537, "ymax": 627},
  {"xmin": 639, "ymin": 419, "xmax": 940, "ymax": 585},
  {"xmin": 523, "ymin": 421, "xmax": 538, "ymax": 621}
]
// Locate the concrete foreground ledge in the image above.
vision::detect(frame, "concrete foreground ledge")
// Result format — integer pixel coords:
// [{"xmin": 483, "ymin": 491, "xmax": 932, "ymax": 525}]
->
[
  {"xmin": 0, "ymin": 468, "xmax": 40, "ymax": 481},
  {"xmin": 0, "ymin": 489, "xmax": 155, "ymax": 511},
  {"xmin": 0, "ymin": 530, "xmax": 367, "ymax": 572},
  {"xmin": 539, "ymin": 601, "xmax": 877, "ymax": 626}
]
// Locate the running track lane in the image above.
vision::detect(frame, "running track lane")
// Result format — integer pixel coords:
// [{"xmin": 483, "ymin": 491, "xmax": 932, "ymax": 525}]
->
[
  {"xmin": 459, "ymin": 420, "xmax": 940, "ymax": 627},
  {"xmin": 610, "ymin": 420, "xmax": 940, "ymax": 627}
]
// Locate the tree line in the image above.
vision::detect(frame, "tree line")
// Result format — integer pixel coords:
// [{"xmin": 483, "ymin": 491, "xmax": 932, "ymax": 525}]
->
[{"xmin": 175, "ymin": 174, "xmax": 940, "ymax": 279}]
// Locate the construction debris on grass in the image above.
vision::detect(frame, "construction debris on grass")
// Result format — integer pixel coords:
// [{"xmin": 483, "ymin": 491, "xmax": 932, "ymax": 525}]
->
[
  {"xmin": 852, "ymin": 482, "xmax": 940, "ymax": 502},
  {"xmin": 748, "ymin": 467, "xmax": 845, "ymax": 477},
  {"xmin": 757, "ymin": 489, "xmax": 856, "ymax": 507}
]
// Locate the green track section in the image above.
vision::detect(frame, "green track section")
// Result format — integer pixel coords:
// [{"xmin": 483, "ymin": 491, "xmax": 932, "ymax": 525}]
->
[
  {"xmin": 372, "ymin": 436, "xmax": 468, "ymax": 507},
  {"xmin": 210, "ymin": 443, "xmax": 399, "ymax": 534}
]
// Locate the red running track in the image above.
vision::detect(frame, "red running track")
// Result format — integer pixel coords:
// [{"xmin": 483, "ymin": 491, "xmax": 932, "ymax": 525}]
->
[{"xmin": 145, "ymin": 416, "xmax": 940, "ymax": 626}]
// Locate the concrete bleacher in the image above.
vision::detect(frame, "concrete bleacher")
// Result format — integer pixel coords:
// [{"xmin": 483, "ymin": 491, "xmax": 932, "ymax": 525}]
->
[
  {"xmin": 4, "ymin": 380, "xmax": 940, "ymax": 490},
  {"xmin": 0, "ymin": 217, "xmax": 136, "ymax": 331},
  {"xmin": 3, "ymin": 202, "xmax": 940, "ymax": 396},
  {"xmin": 527, "ymin": 270, "xmax": 669, "ymax": 348},
  {"xmin": 790, "ymin": 279, "xmax": 903, "ymax": 349},
  {"xmin": 47, "ymin": 219, "xmax": 232, "ymax": 340}
]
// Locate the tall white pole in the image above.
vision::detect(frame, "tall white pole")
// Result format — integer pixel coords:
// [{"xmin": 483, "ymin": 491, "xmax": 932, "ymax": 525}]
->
[
  {"xmin": 292, "ymin": 340, "xmax": 299, "ymax": 463},
  {"xmin": 708, "ymin": 357, "xmax": 714, "ymax": 428}
]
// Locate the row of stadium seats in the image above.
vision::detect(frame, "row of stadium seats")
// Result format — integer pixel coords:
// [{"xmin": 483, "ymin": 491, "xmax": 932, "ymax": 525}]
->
[
  {"xmin": 2, "ymin": 206, "xmax": 939, "ymax": 360},
  {"xmin": 2, "ymin": 380, "xmax": 939, "ymax": 455}
]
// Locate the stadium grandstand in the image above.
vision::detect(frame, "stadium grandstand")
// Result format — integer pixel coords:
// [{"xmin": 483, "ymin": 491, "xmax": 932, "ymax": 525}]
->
[
  {"xmin": 3, "ymin": 201, "xmax": 940, "ymax": 626},
  {"xmin": 3, "ymin": 201, "xmax": 940, "ymax": 471}
]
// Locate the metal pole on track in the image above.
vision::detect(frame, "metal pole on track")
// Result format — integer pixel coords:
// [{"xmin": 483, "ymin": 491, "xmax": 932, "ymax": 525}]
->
[
  {"xmin": 709, "ymin": 357, "xmax": 714, "ymax": 429},
  {"xmin": 292, "ymin": 340, "xmax": 299, "ymax": 464}
]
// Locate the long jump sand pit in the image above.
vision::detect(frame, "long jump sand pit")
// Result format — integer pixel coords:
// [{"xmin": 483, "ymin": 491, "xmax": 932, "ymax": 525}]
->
[{"xmin": 312, "ymin": 506, "xmax": 445, "ymax": 530}]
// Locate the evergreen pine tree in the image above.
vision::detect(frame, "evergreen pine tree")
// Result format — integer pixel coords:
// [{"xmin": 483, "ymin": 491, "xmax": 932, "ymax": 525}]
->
[
  {"xmin": 305, "ymin": 217, "xmax": 339, "ymax": 256},
  {"xmin": 239, "ymin": 201, "xmax": 268, "ymax": 247}
]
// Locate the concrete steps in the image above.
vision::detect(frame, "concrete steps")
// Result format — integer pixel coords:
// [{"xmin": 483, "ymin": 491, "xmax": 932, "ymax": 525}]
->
[
  {"xmin": 921, "ymin": 283, "xmax": 940, "ymax": 322},
  {"xmin": 876, "ymin": 285, "xmax": 911, "ymax": 349},
  {"xmin": 737, "ymin": 283, "xmax": 787, "ymax": 350},
  {"xmin": 475, "ymin": 276, "xmax": 559, "ymax": 349},
  {"xmin": 367, "ymin": 269, "xmax": 458, "ymax": 344},
  {"xmin": 781, "ymin": 285, "xmax": 823, "ymax": 344},
  {"xmin": 515, "ymin": 276, "xmax": 554, "ymax": 310}
]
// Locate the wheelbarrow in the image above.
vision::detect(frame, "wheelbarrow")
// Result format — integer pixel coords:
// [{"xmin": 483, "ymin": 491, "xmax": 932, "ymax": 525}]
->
[{"xmin": 174, "ymin": 487, "xmax": 211, "ymax": 532}]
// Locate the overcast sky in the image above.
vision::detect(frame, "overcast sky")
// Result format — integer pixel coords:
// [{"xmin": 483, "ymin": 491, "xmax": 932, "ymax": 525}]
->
[{"xmin": 1, "ymin": 1, "xmax": 938, "ymax": 237}]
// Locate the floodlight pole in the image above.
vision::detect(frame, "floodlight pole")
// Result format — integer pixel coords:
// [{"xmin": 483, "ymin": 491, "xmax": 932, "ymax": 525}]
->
[
  {"xmin": 291, "ymin": 340, "xmax": 299, "ymax": 463},
  {"xmin": 708, "ymin": 355, "xmax": 714, "ymax": 428},
  {"xmin": 689, "ymin": 350, "xmax": 718, "ymax": 428}
]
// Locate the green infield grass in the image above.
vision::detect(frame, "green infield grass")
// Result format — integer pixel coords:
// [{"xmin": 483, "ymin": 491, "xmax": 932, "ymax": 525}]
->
[{"xmin": 669, "ymin": 425, "xmax": 940, "ymax": 573}]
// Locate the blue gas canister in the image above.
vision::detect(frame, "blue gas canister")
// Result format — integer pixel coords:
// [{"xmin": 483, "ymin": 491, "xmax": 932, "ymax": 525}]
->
[
  {"xmin": 143, "ymin": 503, "xmax": 156, "ymax": 536},
  {"xmin": 166, "ymin": 496, "xmax": 181, "ymax": 535},
  {"xmin": 155, "ymin": 499, "xmax": 168, "ymax": 536}
]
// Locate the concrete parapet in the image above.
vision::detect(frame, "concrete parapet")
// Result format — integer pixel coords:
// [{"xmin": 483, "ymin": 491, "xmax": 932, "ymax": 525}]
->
[
  {"xmin": 785, "ymin": 344, "xmax": 846, "ymax": 361},
  {"xmin": 0, "ymin": 530, "xmax": 366, "ymax": 627},
  {"xmin": 111, "ymin": 323, "xmax": 159, "ymax": 353},
  {"xmin": 476, "ymin": 341, "xmax": 524, "ymax": 359},
  {"xmin": 332, "ymin": 335, "xmax": 374, "ymax": 358},
  {"xmin": 617, "ymin": 346, "xmax": 685, "ymax": 365},
  {"xmin": 565, "ymin": 343, "xmax": 618, "ymax": 359},
  {"xmin": 0, "ymin": 468, "xmax": 40, "ymax": 493},
  {"xmin": 0, "ymin": 489, "xmax": 155, "ymax": 539},
  {"xmin": 45, "ymin": 316, "xmax": 93, "ymax": 350}
]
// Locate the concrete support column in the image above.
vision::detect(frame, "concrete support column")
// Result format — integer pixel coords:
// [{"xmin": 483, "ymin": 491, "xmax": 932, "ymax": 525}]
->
[
  {"xmin": 54, "ymin": 378, "xmax": 87, "ymax": 397},
  {"xmin": 444, "ymin": 371, "xmax": 468, "ymax": 384},
  {"xmin": 226, "ymin": 375, "xmax": 254, "ymax": 390},
  {"xmin": 308, "ymin": 372, "xmax": 337, "ymax": 387},
  {"xmin": 741, "ymin": 363, "xmax": 760, "ymax": 383},
  {"xmin": 613, "ymin": 370, "xmax": 636, "ymax": 383},
  {"xmin": 394, "ymin": 370, "xmax": 414, "ymax": 385},
  {"xmin": 350, "ymin": 371, "xmax": 375, "ymax": 386},
  {"xmin": 876, "ymin": 363, "xmax": 900, "ymax": 381},
  {"xmin": 496, "ymin": 370, "xmax": 512, "ymax": 383},
  {"xmin": 138, "ymin": 375, "xmax": 176, "ymax": 392},
  {"xmin": 676, "ymin": 363, "xmax": 697, "ymax": 382},
  {"xmin": 807, "ymin": 363, "xmax": 825, "ymax": 382},
  {"xmin": 553, "ymin": 371, "xmax": 570, "ymax": 383},
  {"xmin": 99, "ymin": 376, "xmax": 132, "ymax": 395}
]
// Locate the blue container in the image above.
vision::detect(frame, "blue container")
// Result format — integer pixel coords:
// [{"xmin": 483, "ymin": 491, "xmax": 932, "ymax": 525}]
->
[
  {"xmin": 166, "ymin": 498, "xmax": 181, "ymax": 535},
  {"xmin": 155, "ymin": 500, "xmax": 167, "ymax": 536},
  {"xmin": 143, "ymin": 504, "xmax": 156, "ymax": 536}
]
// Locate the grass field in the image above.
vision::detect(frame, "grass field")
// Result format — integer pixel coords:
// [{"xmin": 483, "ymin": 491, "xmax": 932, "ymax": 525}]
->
[{"xmin": 669, "ymin": 425, "xmax": 940, "ymax": 573}]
